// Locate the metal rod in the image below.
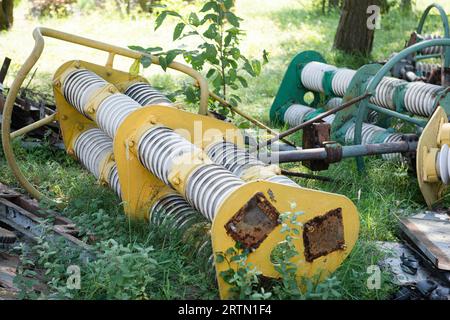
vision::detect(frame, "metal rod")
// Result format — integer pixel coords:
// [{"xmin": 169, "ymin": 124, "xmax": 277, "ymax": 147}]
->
[
  {"xmin": 271, "ymin": 140, "xmax": 418, "ymax": 164},
  {"xmin": 256, "ymin": 92, "xmax": 372, "ymax": 151},
  {"xmin": 367, "ymin": 103, "xmax": 428, "ymax": 127},
  {"xmin": 10, "ymin": 113, "xmax": 57, "ymax": 139},
  {"xmin": 208, "ymin": 90, "xmax": 297, "ymax": 148}
]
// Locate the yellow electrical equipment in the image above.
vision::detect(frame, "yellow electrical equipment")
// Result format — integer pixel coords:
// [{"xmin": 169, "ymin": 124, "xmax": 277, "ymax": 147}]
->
[{"xmin": 3, "ymin": 27, "xmax": 360, "ymax": 300}]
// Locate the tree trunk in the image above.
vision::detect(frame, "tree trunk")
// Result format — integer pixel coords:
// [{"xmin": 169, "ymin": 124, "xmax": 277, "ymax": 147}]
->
[
  {"xmin": 0, "ymin": 0, "xmax": 14, "ymax": 31},
  {"xmin": 333, "ymin": 0, "xmax": 380, "ymax": 56}
]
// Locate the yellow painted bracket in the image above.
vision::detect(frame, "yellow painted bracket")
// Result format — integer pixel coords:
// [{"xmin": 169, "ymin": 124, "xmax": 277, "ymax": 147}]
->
[
  {"xmin": 417, "ymin": 106, "xmax": 448, "ymax": 207},
  {"xmin": 211, "ymin": 181, "xmax": 359, "ymax": 299}
]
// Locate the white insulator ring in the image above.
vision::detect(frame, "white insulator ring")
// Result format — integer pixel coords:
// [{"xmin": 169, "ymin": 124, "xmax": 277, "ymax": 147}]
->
[
  {"xmin": 62, "ymin": 69, "xmax": 107, "ymax": 116},
  {"xmin": 301, "ymin": 62, "xmax": 337, "ymax": 93},
  {"xmin": 421, "ymin": 34, "xmax": 444, "ymax": 55},
  {"xmin": 124, "ymin": 82, "xmax": 172, "ymax": 106},
  {"xmin": 138, "ymin": 126, "xmax": 199, "ymax": 186},
  {"xmin": 186, "ymin": 164, "xmax": 244, "ymax": 221},
  {"xmin": 416, "ymin": 62, "xmax": 440, "ymax": 76},
  {"xmin": 74, "ymin": 128, "xmax": 113, "ymax": 179},
  {"xmin": 284, "ymin": 104, "xmax": 315, "ymax": 127},
  {"xmin": 437, "ymin": 144, "xmax": 450, "ymax": 184},
  {"xmin": 266, "ymin": 175, "xmax": 299, "ymax": 188},
  {"xmin": 404, "ymin": 82, "xmax": 441, "ymax": 117},
  {"xmin": 206, "ymin": 141, "xmax": 264, "ymax": 177},
  {"xmin": 370, "ymin": 77, "xmax": 402, "ymax": 110},
  {"xmin": 150, "ymin": 194, "xmax": 201, "ymax": 230},
  {"xmin": 322, "ymin": 114, "xmax": 336, "ymax": 124},
  {"xmin": 96, "ymin": 93, "xmax": 141, "ymax": 139},
  {"xmin": 381, "ymin": 133, "xmax": 403, "ymax": 161},
  {"xmin": 326, "ymin": 97, "xmax": 343, "ymax": 110},
  {"xmin": 331, "ymin": 69, "xmax": 356, "ymax": 96},
  {"xmin": 108, "ymin": 164, "xmax": 122, "ymax": 198}
]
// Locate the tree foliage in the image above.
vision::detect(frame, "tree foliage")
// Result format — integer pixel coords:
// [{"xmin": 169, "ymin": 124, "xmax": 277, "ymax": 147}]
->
[{"xmin": 130, "ymin": 0, "xmax": 268, "ymax": 116}]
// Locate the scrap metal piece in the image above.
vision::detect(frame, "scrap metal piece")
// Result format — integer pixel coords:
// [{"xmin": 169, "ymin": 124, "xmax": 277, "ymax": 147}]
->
[
  {"xmin": 0, "ymin": 226, "xmax": 16, "ymax": 244},
  {"xmin": 225, "ymin": 192, "xmax": 280, "ymax": 250},
  {"xmin": 399, "ymin": 211, "xmax": 450, "ymax": 271},
  {"xmin": 302, "ymin": 122, "xmax": 331, "ymax": 171},
  {"xmin": 303, "ymin": 208, "xmax": 345, "ymax": 262}
]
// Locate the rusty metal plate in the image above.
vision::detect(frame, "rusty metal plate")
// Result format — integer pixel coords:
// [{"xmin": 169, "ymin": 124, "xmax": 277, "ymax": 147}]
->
[
  {"xmin": 225, "ymin": 192, "xmax": 280, "ymax": 249},
  {"xmin": 302, "ymin": 122, "xmax": 331, "ymax": 171},
  {"xmin": 303, "ymin": 208, "xmax": 345, "ymax": 262}
]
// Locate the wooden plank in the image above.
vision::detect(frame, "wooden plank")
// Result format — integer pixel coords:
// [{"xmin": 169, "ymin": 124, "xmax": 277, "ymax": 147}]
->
[{"xmin": 400, "ymin": 213, "xmax": 450, "ymax": 271}]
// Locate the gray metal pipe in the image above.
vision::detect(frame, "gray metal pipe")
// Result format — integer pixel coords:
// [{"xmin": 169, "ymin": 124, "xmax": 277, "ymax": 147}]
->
[{"xmin": 267, "ymin": 140, "xmax": 418, "ymax": 164}]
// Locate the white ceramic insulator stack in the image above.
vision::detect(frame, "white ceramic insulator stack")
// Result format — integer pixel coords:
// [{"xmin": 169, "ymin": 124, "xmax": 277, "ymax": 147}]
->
[
  {"xmin": 416, "ymin": 62, "xmax": 441, "ymax": 76},
  {"xmin": 206, "ymin": 141, "xmax": 299, "ymax": 187},
  {"xmin": 150, "ymin": 194, "xmax": 202, "ymax": 230},
  {"xmin": 137, "ymin": 126, "xmax": 244, "ymax": 221},
  {"xmin": 404, "ymin": 82, "xmax": 442, "ymax": 117},
  {"xmin": 331, "ymin": 69, "xmax": 356, "ymax": 96},
  {"xmin": 62, "ymin": 69, "xmax": 107, "ymax": 117},
  {"xmin": 74, "ymin": 128, "xmax": 113, "ymax": 179},
  {"xmin": 367, "ymin": 111, "xmax": 380, "ymax": 124},
  {"xmin": 138, "ymin": 126, "xmax": 200, "ymax": 186},
  {"xmin": 436, "ymin": 144, "xmax": 450, "ymax": 184},
  {"xmin": 344, "ymin": 122, "xmax": 386, "ymax": 145},
  {"xmin": 381, "ymin": 133, "xmax": 404, "ymax": 161},
  {"xmin": 370, "ymin": 77, "xmax": 403, "ymax": 110},
  {"xmin": 301, "ymin": 62, "xmax": 337, "ymax": 93},
  {"xmin": 96, "ymin": 94, "xmax": 141, "ymax": 139},
  {"xmin": 124, "ymin": 82, "xmax": 172, "ymax": 106},
  {"xmin": 206, "ymin": 141, "xmax": 265, "ymax": 177},
  {"xmin": 185, "ymin": 164, "xmax": 244, "ymax": 221},
  {"xmin": 420, "ymin": 34, "xmax": 444, "ymax": 55},
  {"xmin": 284, "ymin": 104, "xmax": 315, "ymax": 127},
  {"xmin": 108, "ymin": 164, "xmax": 122, "ymax": 197}
]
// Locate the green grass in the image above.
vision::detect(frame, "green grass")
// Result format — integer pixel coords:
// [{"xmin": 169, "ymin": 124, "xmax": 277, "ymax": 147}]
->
[{"xmin": 1, "ymin": 0, "xmax": 450, "ymax": 300}]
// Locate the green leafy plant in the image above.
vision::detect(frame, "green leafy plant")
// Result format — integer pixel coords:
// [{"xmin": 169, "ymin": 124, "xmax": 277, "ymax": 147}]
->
[{"xmin": 130, "ymin": 0, "xmax": 268, "ymax": 116}]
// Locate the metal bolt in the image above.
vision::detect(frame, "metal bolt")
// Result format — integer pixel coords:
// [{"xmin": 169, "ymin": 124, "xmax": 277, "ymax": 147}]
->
[
  {"xmin": 149, "ymin": 116, "xmax": 157, "ymax": 124},
  {"xmin": 108, "ymin": 87, "xmax": 115, "ymax": 93},
  {"xmin": 53, "ymin": 80, "xmax": 61, "ymax": 87},
  {"xmin": 128, "ymin": 140, "xmax": 135, "ymax": 148},
  {"xmin": 61, "ymin": 114, "xmax": 68, "ymax": 120},
  {"xmin": 74, "ymin": 62, "xmax": 80, "ymax": 69},
  {"xmin": 307, "ymin": 225, "xmax": 315, "ymax": 233},
  {"xmin": 88, "ymin": 107, "xmax": 95, "ymax": 113},
  {"xmin": 341, "ymin": 244, "xmax": 347, "ymax": 250},
  {"xmin": 172, "ymin": 177, "xmax": 181, "ymax": 185},
  {"xmin": 77, "ymin": 124, "xmax": 84, "ymax": 130},
  {"xmin": 67, "ymin": 148, "xmax": 74, "ymax": 155}
]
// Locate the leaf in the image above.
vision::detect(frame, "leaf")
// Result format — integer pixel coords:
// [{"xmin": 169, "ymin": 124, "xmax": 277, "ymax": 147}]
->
[
  {"xmin": 129, "ymin": 59, "xmax": 140, "ymax": 76},
  {"xmin": 206, "ymin": 68, "xmax": 216, "ymax": 78},
  {"xmin": 140, "ymin": 55, "xmax": 152, "ymax": 68},
  {"xmin": 200, "ymin": 1, "xmax": 219, "ymax": 13},
  {"xmin": 225, "ymin": 12, "xmax": 241, "ymax": 27},
  {"xmin": 166, "ymin": 49, "xmax": 182, "ymax": 65},
  {"xmin": 173, "ymin": 22, "xmax": 185, "ymax": 41},
  {"xmin": 145, "ymin": 47, "xmax": 163, "ymax": 53},
  {"xmin": 262, "ymin": 49, "xmax": 269, "ymax": 64},
  {"xmin": 237, "ymin": 76, "xmax": 248, "ymax": 88},
  {"xmin": 203, "ymin": 24, "xmax": 218, "ymax": 40},
  {"xmin": 128, "ymin": 45, "xmax": 145, "ymax": 52},
  {"xmin": 159, "ymin": 55, "xmax": 168, "ymax": 71},
  {"xmin": 243, "ymin": 61, "xmax": 255, "ymax": 77},
  {"xmin": 223, "ymin": 0, "xmax": 234, "ymax": 10},
  {"xmin": 252, "ymin": 60, "xmax": 262, "ymax": 76},
  {"xmin": 154, "ymin": 11, "xmax": 168, "ymax": 30},
  {"xmin": 188, "ymin": 12, "xmax": 200, "ymax": 27}
]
